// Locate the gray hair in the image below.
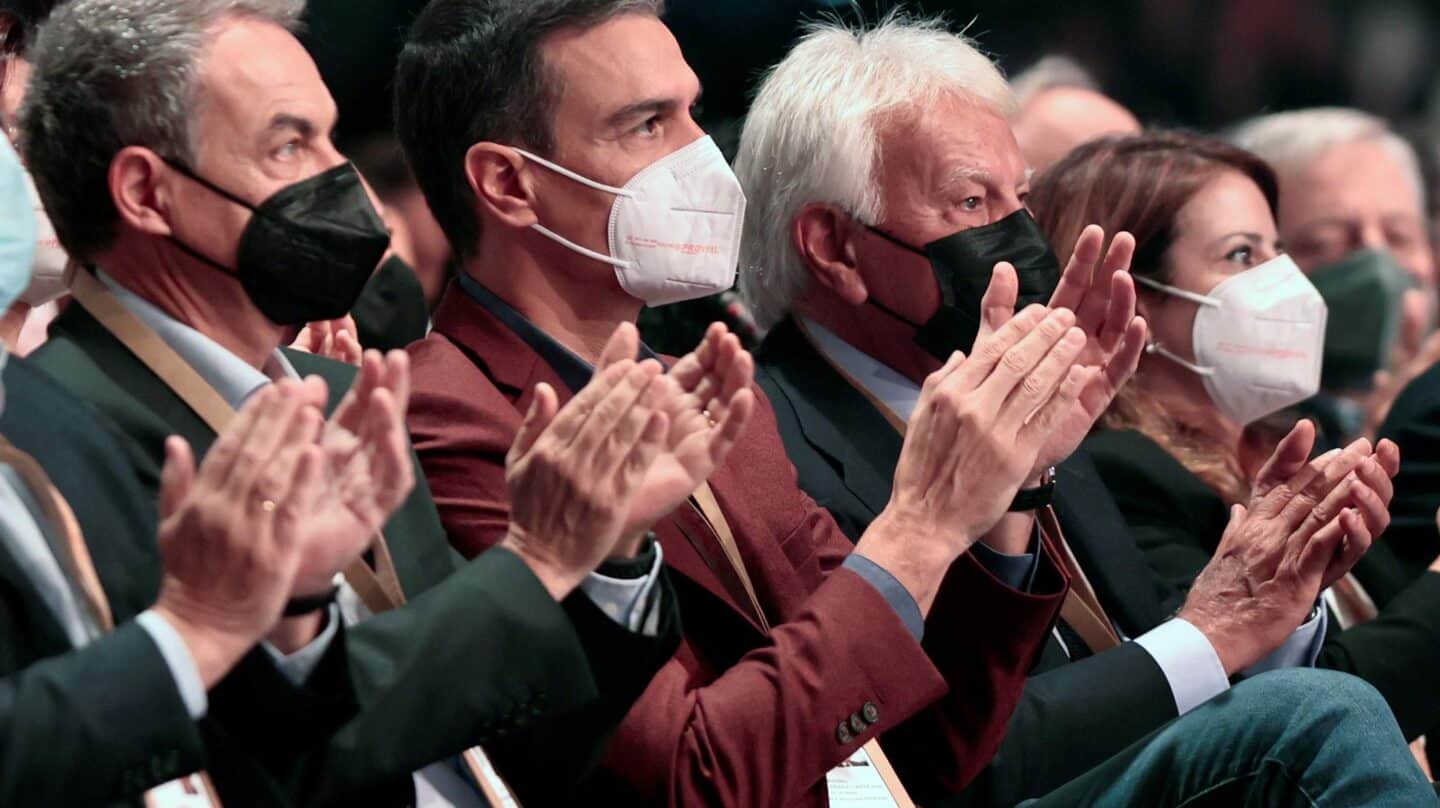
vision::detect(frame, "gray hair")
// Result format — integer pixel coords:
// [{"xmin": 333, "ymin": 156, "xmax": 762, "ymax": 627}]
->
[
  {"xmin": 734, "ymin": 13, "xmax": 1013, "ymax": 330},
  {"xmin": 1009, "ymin": 55, "xmax": 1099, "ymax": 110},
  {"xmin": 18, "ymin": 0, "xmax": 304, "ymax": 261},
  {"xmin": 1229, "ymin": 107, "xmax": 1425, "ymax": 212}
]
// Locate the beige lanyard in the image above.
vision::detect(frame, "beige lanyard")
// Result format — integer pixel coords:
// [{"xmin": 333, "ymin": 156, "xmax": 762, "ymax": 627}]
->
[
  {"xmin": 72, "ymin": 271, "xmax": 520, "ymax": 805},
  {"xmin": 687, "ymin": 482, "xmax": 915, "ymax": 807},
  {"xmin": 794, "ymin": 320, "xmax": 1120, "ymax": 655}
]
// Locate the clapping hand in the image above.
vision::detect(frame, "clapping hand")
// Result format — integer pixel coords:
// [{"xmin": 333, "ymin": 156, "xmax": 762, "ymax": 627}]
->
[
  {"xmin": 976, "ymin": 226, "xmax": 1148, "ymax": 478},
  {"xmin": 595, "ymin": 322, "xmax": 756, "ymax": 542}
]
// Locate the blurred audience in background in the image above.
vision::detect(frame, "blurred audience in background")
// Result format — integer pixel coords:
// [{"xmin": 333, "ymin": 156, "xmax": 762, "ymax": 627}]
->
[{"xmin": 1010, "ymin": 56, "xmax": 1140, "ymax": 173}]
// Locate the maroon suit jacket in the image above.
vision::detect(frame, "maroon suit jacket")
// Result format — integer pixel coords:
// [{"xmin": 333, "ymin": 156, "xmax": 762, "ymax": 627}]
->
[{"xmin": 406, "ymin": 284, "xmax": 1068, "ymax": 807}]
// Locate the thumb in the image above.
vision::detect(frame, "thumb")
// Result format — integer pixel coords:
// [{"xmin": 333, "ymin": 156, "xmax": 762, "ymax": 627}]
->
[
  {"xmin": 159, "ymin": 436, "xmax": 196, "ymax": 521},
  {"xmin": 597, "ymin": 322, "xmax": 639, "ymax": 372},
  {"xmin": 1253, "ymin": 419, "xmax": 1316, "ymax": 497},
  {"xmin": 508, "ymin": 383, "xmax": 559, "ymax": 466}
]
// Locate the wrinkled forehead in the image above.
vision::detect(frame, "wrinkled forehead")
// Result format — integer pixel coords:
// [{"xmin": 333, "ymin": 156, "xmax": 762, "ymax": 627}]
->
[
  {"xmin": 192, "ymin": 15, "xmax": 335, "ymax": 153},
  {"xmin": 1283, "ymin": 139, "xmax": 1425, "ymax": 223},
  {"xmin": 875, "ymin": 94, "xmax": 1025, "ymax": 193}
]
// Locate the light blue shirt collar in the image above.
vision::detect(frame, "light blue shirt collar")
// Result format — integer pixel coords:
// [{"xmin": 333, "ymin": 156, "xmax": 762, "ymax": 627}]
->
[
  {"xmin": 97, "ymin": 271, "xmax": 298, "ymax": 407},
  {"xmin": 799, "ymin": 316, "xmax": 921, "ymax": 421}
]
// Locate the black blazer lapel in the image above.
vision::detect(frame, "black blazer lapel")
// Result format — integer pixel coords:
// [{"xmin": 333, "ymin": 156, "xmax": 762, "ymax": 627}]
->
[
  {"xmin": 1052, "ymin": 449, "xmax": 1169, "ymax": 637},
  {"xmin": 756, "ymin": 319, "xmax": 903, "ymax": 519}
]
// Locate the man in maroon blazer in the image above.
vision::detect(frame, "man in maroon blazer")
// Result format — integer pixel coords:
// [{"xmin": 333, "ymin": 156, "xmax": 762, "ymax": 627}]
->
[{"xmin": 392, "ymin": 2, "xmax": 1440, "ymax": 807}]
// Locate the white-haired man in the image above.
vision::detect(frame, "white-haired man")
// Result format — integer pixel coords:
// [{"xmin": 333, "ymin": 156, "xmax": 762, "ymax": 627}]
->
[
  {"xmin": 1234, "ymin": 108, "xmax": 1438, "ymax": 441},
  {"xmin": 1009, "ymin": 55, "xmax": 1140, "ymax": 173},
  {"xmin": 738, "ymin": 15, "xmax": 1432, "ymax": 805}
]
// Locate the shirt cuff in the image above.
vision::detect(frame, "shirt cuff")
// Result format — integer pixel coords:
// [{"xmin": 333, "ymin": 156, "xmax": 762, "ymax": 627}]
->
[
  {"xmin": 1133, "ymin": 618, "xmax": 1230, "ymax": 715},
  {"xmin": 135, "ymin": 609, "xmax": 208, "ymax": 719},
  {"xmin": 581, "ymin": 542, "xmax": 666, "ymax": 636},
  {"xmin": 971, "ymin": 526, "xmax": 1043, "ymax": 591},
  {"xmin": 843, "ymin": 553, "xmax": 924, "ymax": 641},
  {"xmin": 1239, "ymin": 603, "xmax": 1327, "ymax": 677},
  {"xmin": 261, "ymin": 604, "xmax": 342, "ymax": 686}
]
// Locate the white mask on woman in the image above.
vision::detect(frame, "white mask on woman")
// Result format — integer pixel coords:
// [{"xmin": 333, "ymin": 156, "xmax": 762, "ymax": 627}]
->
[{"xmin": 1137, "ymin": 254, "xmax": 1327, "ymax": 425}]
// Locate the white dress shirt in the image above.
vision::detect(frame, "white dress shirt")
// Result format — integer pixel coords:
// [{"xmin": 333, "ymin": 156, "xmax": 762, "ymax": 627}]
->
[{"xmin": 801, "ymin": 317, "xmax": 1327, "ymax": 716}]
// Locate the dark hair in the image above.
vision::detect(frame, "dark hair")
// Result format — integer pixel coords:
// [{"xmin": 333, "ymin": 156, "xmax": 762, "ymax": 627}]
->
[
  {"xmin": 1028, "ymin": 130, "xmax": 1282, "ymax": 504},
  {"xmin": 1, "ymin": 0, "xmax": 59, "ymax": 56},
  {"xmin": 1029, "ymin": 130, "xmax": 1279, "ymax": 285},
  {"xmin": 394, "ymin": 0, "xmax": 664, "ymax": 259}
]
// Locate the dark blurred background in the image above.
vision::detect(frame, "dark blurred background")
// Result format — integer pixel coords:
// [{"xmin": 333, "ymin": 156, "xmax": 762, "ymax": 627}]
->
[
  {"xmin": 306, "ymin": 0, "xmax": 1440, "ymax": 352},
  {"xmin": 312, "ymin": 0, "xmax": 1440, "ymax": 152}
]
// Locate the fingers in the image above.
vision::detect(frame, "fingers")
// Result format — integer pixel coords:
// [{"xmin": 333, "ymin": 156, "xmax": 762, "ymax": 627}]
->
[
  {"xmin": 616, "ymin": 410, "xmax": 671, "ymax": 505},
  {"xmin": 1348, "ymin": 476, "xmax": 1391, "ymax": 540},
  {"xmin": 336, "ymin": 328, "xmax": 363, "ymax": 366},
  {"xmin": 358, "ymin": 387, "xmax": 417, "ymax": 511},
  {"xmin": 508, "ymin": 383, "xmax": 560, "ymax": 466},
  {"xmin": 1281, "ymin": 439, "xmax": 1371, "ymax": 535},
  {"xmin": 1253, "ymin": 420, "xmax": 1318, "ymax": 498},
  {"xmin": 275, "ymin": 445, "xmax": 326, "ymax": 552},
  {"xmin": 597, "ymin": 321, "xmax": 641, "ymax": 371},
  {"xmin": 1302, "ymin": 508, "xmax": 1370, "ymax": 588},
  {"xmin": 247, "ymin": 404, "xmax": 324, "ymax": 521},
  {"xmin": 671, "ymin": 323, "xmax": 728, "ymax": 392},
  {"xmin": 998, "ymin": 325, "xmax": 1086, "ymax": 430},
  {"xmin": 1375, "ymin": 438, "xmax": 1401, "ymax": 478},
  {"xmin": 706, "ymin": 387, "xmax": 755, "ymax": 468},
  {"xmin": 379, "ymin": 350, "xmax": 412, "ymax": 415},
  {"xmin": 974, "ymin": 307, "xmax": 1077, "ymax": 402},
  {"xmin": 1095, "ymin": 270, "xmax": 1137, "ymax": 355},
  {"xmin": 1048, "ymin": 225, "xmax": 1104, "ymax": 311},
  {"xmin": 1354, "ymin": 454, "xmax": 1394, "ymax": 507},
  {"xmin": 570, "ymin": 361, "xmax": 663, "ymax": 463},
  {"xmin": 227, "ymin": 381, "xmax": 306, "ymax": 492},
  {"xmin": 948, "ymin": 304, "xmax": 1048, "ymax": 392},
  {"xmin": 975, "ymin": 262, "xmax": 1019, "ymax": 343},
  {"xmin": 159, "ymin": 436, "xmax": 197, "ymax": 521},
  {"xmin": 1018, "ymin": 363, "xmax": 1090, "ymax": 445},
  {"xmin": 198, "ymin": 385, "xmax": 275, "ymax": 489}
]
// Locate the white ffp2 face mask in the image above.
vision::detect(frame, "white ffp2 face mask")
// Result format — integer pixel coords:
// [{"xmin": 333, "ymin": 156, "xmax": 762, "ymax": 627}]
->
[
  {"xmin": 1137, "ymin": 254, "xmax": 1327, "ymax": 426},
  {"xmin": 20, "ymin": 167, "xmax": 69, "ymax": 307},
  {"xmin": 513, "ymin": 136, "xmax": 745, "ymax": 307}
]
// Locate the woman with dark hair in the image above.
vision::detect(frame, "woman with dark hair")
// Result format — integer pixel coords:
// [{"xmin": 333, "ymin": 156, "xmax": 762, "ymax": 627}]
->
[{"xmin": 1031, "ymin": 130, "xmax": 1440, "ymax": 769}]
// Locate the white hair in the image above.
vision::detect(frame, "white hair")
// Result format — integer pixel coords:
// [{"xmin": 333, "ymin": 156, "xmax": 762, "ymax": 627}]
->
[
  {"xmin": 734, "ymin": 13, "xmax": 1013, "ymax": 330},
  {"xmin": 1229, "ymin": 107, "xmax": 1425, "ymax": 210},
  {"xmin": 1010, "ymin": 55, "xmax": 1099, "ymax": 110}
]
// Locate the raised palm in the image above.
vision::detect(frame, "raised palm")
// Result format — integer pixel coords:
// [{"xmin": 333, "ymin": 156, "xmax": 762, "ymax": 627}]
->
[
  {"xmin": 596, "ymin": 323, "xmax": 755, "ymax": 537},
  {"xmin": 977, "ymin": 227, "xmax": 1148, "ymax": 478}
]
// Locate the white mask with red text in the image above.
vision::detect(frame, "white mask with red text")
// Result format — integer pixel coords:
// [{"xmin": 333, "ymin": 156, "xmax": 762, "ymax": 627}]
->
[
  {"xmin": 1137, "ymin": 254, "xmax": 1326, "ymax": 425},
  {"xmin": 513, "ymin": 136, "xmax": 745, "ymax": 307}
]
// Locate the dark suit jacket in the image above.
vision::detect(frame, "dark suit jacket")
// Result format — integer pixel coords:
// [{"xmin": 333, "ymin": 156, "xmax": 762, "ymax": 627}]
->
[
  {"xmin": 405, "ymin": 284, "xmax": 1068, "ymax": 807},
  {"xmin": 1084, "ymin": 427, "xmax": 1440, "ymax": 741},
  {"xmin": 0, "ymin": 356, "xmax": 204, "ymax": 805},
  {"xmin": 30, "ymin": 301, "xmax": 680, "ymax": 806},
  {"xmin": 1378, "ymin": 359, "xmax": 1440, "ymax": 584},
  {"xmin": 754, "ymin": 318, "xmax": 1180, "ymax": 806}
]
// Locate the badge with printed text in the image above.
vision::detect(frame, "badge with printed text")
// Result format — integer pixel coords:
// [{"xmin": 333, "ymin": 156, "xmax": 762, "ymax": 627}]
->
[{"xmin": 144, "ymin": 773, "xmax": 221, "ymax": 808}]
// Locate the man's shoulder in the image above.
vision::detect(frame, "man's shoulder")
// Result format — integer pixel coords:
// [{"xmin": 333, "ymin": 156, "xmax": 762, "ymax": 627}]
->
[{"xmin": 1379, "ymin": 358, "xmax": 1440, "ymax": 442}]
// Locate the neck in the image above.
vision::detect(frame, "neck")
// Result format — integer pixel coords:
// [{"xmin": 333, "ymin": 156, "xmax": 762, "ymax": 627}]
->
[
  {"xmin": 99, "ymin": 234, "xmax": 284, "ymax": 370},
  {"xmin": 798, "ymin": 292, "xmax": 940, "ymax": 386},
  {"xmin": 466, "ymin": 232, "xmax": 642, "ymax": 364},
  {"xmin": 1136, "ymin": 356, "xmax": 1243, "ymax": 451}
]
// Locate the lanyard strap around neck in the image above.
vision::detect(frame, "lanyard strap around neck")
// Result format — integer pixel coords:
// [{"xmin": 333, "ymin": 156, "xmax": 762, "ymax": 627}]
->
[
  {"xmin": 70, "ymin": 270, "xmax": 407, "ymax": 614},
  {"xmin": 0, "ymin": 435, "xmax": 114, "ymax": 633}
]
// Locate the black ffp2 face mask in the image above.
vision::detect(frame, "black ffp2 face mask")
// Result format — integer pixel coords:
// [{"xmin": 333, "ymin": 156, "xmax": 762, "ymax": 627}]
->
[
  {"xmin": 164, "ymin": 159, "xmax": 391, "ymax": 326},
  {"xmin": 866, "ymin": 209, "xmax": 1062, "ymax": 359}
]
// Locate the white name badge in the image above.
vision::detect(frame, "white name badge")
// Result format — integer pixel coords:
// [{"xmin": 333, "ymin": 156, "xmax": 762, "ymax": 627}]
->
[
  {"xmin": 826, "ymin": 743, "xmax": 906, "ymax": 808},
  {"xmin": 144, "ymin": 773, "xmax": 221, "ymax": 808}
]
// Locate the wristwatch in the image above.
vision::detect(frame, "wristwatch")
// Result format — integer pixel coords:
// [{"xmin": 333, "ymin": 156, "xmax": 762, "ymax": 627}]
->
[{"xmin": 1009, "ymin": 466, "xmax": 1056, "ymax": 512}]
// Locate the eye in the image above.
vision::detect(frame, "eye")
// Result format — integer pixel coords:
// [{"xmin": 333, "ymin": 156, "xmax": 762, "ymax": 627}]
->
[
  {"xmin": 634, "ymin": 115, "xmax": 662, "ymax": 137},
  {"xmin": 1224, "ymin": 243, "xmax": 1255, "ymax": 266},
  {"xmin": 960, "ymin": 196, "xmax": 983, "ymax": 211},
  {"xmin": 273, "ymin": 139, "xmax": 301, "ymax": 161},
  {"xmin": 689, "ymin": 101, "xmax": 705, "ymax": 120}
]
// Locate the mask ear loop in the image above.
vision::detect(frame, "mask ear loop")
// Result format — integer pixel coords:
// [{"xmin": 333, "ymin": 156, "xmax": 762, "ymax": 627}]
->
[
  {"xmin": 1134, "ymin": 274, "xmax": 1222, "ymax": 377},
  {"xmin": 510, "ymin": 147, "xmax": 638, "ymax": 269}
]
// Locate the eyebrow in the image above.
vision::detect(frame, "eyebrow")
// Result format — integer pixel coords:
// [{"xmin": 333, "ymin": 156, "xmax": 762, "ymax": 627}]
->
[
  {"xmin": 604, "ymin": 85, "xmax": 704, "ymax": 129},
  {"xmin": 1206, "ymin": 231, "xmax": 1265, "ymax": 250},
  {"xmin": 264, "ymin": 112, "xmax": 339, "ymax": 142}
]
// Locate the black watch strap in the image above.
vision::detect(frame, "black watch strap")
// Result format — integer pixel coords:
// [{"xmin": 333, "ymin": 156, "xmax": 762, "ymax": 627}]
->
[
  {"xmin": 283, "ymin": 585, "xmax": 340, "ymax": 617},
  {"xmin": 1009, "ymin": 469, "xmax": 1056, "ymax": 512}
]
